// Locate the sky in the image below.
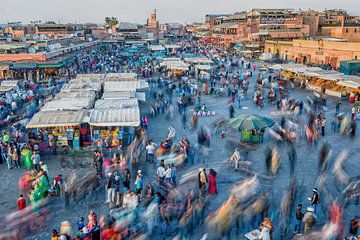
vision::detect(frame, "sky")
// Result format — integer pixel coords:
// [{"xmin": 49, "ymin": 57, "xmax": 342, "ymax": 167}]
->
[{"xmin": 0, "ymin": 0, "xmax": 359, "ymax": 24}]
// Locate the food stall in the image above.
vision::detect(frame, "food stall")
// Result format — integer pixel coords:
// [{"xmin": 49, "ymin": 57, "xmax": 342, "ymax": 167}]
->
[
  {"xmin": 336, "ymin": 76, "xmax": 360, "ymax": 103},
  {"xmin": 89, "ymin": 99, "xmax": 140, "ymax": 146},
  {"xmin": 195, "ymin": 65, "xmax": 212, "ymax": 80},
  {"xmin": 26, "ymin": 110, "xmax": 89, "ymax": 149}
]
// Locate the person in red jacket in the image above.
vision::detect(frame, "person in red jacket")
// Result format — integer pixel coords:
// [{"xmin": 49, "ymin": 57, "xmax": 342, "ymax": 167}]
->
[{"xmin": 17, "ymin": 194, "xmax": 26, "ymax": 210}]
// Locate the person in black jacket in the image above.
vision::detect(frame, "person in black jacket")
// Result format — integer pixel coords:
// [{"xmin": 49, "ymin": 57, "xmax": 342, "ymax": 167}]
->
[
  {"xmin": 308, "ymin": 188, "xmax": 320, "ymax": 213},
  {"xmin": 294, "ymin": 204, "xmax": 304, "ymax": 234}
]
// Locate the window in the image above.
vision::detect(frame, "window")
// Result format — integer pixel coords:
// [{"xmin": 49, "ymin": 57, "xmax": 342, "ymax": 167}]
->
[
  {"xmin": 355, "ymin": 56, "xmax": 358, "ymax": 60},
  {"xmin": 346, "ymin": 29, "xmax": 349, "ymax": 33}
]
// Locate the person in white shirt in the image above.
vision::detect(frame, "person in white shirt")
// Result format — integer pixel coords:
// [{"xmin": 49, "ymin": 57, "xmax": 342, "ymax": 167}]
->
[
  {"xmin": 164, "ymin": 165, "xmax": 172, "ymax": 186},
  {"xmin": 157, "ymin": 160, "xmax": 166, "ymax": 187},
  {"xmin": 146, "ymin": 140, "xmax": 157, "ymax": 163},
  {"xmin": 230, "ymin": 148, "xmax": 241, "ymax": 171}
]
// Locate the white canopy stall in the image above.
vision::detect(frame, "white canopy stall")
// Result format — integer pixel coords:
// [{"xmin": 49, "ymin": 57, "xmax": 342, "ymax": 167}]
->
[
  {"xmin": 26, "ymin": 110, "xmax": 88, "ymax": 128},
  {"xmin": 41, "ymin": 99, "xmax": 94, "ymax": 111},
  {"xmin": 104, "ymin": 73, "xmax": 137, "ymax": 82},
  {"xmin": 61, "ymin": 82, "xmax": 102, "ymax": 93},
  {"xmin": 104, "ymin": 80, "xmax": 149, "ymax": 92}
]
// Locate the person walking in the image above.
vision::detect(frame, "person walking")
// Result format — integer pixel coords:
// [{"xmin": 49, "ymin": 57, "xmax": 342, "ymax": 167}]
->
[
  {"xmin": 171, "ymin": 164, "xmax": 177, "ymax": 187},
  {"xmin": 164, "ymin": 165, "xmax": 172, "ymax": 187},
  {"xmin": 145, "ymin": 140, "xmax": 156, "ymax": 163},
  {"xmin": 181, "ymin": 112, "xmax": 187, "ymax": 131},
  {"xmin": 122, "ymin": 168, "xmax": 131, "ymax": 191},
  {"xmin": 231, "ymin": 148, "xmax": 241, "ymax": 171},
  {"xmin": 17, "ymin": 194, "xmax": 26, "ymax": 210},
  {"xmin": 31, "ymin": 150, "xmax": 41, "ymax": 172},
  {"xmin": 303, "ymin": 207, "xmax": 316, "ymax": 234},
  {"xmin": 288, "ymin": 143, "xmax": 297, "ymax": 176},
  {"xmin": 229, "ymin": 104, "xmax": 235, "ymax": 118},
  {"xmin": 134, "ymin": 170, "xmax": 143, "ymax": 201},
  {"xmin": 349, "ymin": 217, "xmax": 359, "ymax": 237},
  {"xmin": 157, "ymin": 160, "xmax": 166, "ymax": 187},
  {"xmin": 308, "ymin": 188, "xmax": 320, "ymax": 213},
  {"xmin": 208, "ymin": 169, "xmax": 218, "ymax": 195},
  {"xmin": 294, "ymin": 204, "xmax": 304, "ymax": 234},
  {"xmin": 198, "ymin": 168, "xmax": 208, "ymax": 197},
  {"xmin": 321, "ymin": 117, "xmax": 326, "ymax": 136},
  {"xmin": 106, "ymin": 172, "xmax": 115, "ymax": 205}
]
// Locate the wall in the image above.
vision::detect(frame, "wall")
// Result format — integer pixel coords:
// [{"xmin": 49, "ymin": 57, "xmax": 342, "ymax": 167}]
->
[
  {"xmin": 0, "ymin": 53, "xmax": 46, "ymax": 62},
  {"xmin": 265, "ymin": 39, "xmax": 360, "ymax": 68}
]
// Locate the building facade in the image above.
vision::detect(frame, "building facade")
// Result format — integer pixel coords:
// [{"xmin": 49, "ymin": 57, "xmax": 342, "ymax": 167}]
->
[{"xmin": 265, "ymin": 39, "xmax": 360, "ymax": 68}]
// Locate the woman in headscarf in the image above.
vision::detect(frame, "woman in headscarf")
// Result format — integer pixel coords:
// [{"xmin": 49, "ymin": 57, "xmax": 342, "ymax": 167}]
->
[{"xmin": 208, "ymin": 169, "xmax": 218, "ymax": 195}]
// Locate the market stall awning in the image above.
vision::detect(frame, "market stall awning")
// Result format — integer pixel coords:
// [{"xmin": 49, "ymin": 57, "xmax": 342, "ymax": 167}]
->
[
  {"xmin": 94, "ymin": 99, "xmax": 138, "ymax": 109},
  {"xmin": 0, "ymin": 86, "xmax": 15, "ymax": 92},
  {"xmin": 41, "ymin": 99, "xmax": 94, "ymax": 111},
  {"xmin": 1, "ymin": 80, "xmax": 19, "ymax": 87},
  {"xmin": 61, "ymin": 82, "xmax": 102, "ymax": 93},
  {"xmin": 89, "ymin": 107, "xmax": 140, "ymax": 127},
  {"xmin": 10, "ymin": 63, "xmax": 37, "ymax": 70},
  {"xmin": 38, "ymin": 62, "xmax": 64, "ymax": 69},
  {"xmin": 102, "ymin": 91, "xmax": 136, "ymax": 100},
  {"xmin": 337, "ymin": 80, "xmax": 360, "ymax": 89},
  {"xmin": 184, "ymin": 58, "xmax": 213, "ymax": 65},
  {"xmin": 104, "ymin": 80, "xmax": 149, "ymax": 92},
  {"xmin": 26, "ymin": 110, "xmax": 88, "ymax": 128},
  {"xmin": 149, "ymin": 45, "xmax": 166, "ymax": 51},
  {"xmin": 104, "ymin": 72, "xmax": 138, "ymax": 81},
  {"xmin": 54, "ymin": 91, "xmax": 96, "ymax": 101}
]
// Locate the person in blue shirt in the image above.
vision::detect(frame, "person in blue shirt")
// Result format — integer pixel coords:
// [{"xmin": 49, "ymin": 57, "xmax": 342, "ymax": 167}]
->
[{"xmin": 77, "ymin": 217, "xmax": 85, "ymax": 232}]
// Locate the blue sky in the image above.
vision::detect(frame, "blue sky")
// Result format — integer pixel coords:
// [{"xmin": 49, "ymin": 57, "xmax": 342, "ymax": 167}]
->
[{"xmin": 0, "ymin": 0, "xmax": 359, "ymax": 24}]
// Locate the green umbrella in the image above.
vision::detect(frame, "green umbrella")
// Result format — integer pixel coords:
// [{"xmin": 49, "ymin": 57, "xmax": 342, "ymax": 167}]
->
[{"xmin": 229, "ymin": 114, "xmax": 274, "ymax": 131}]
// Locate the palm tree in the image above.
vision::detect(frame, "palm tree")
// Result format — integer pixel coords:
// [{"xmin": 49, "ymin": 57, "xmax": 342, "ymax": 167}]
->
[{"xmin": 105, "ymin": 17, "xmax": 119, "ymax": 28}]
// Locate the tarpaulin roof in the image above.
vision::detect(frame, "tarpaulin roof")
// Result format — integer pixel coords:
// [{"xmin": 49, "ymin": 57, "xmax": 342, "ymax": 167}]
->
[
  {"xmin": 104, "ymin": 80, "xmax": 148, "ymax": 92},
  {"xmin": 104, "ymin": 72, "xmax": 138, "ymax": 81},
  {"xmin": 269, "ymin": 63, "xmax": 306, "ymax": 70},
  {"xmin": 61, "ymin": 82, "xmax": 102, "ymax": 93},
  {"xmin": 102, "ymin": 91, "xmax": 136, "ymax": 100},
  {"xmin": 54, "ymin": 91, "xmax": 96, "ymax": 101},
  {"xmin": 41, "ymin": 99, "xmax": 94, "ymax": 111},
  {"xmin": 337, "ymin": 80, "xmax": 360, "ymax": 89},
  {"xmin": 0, "ymin": 86, "xmax": 15, "ymax": 92},
  {"xmin": 89, "ymin": 107, "xmax": 140, "ymax": 127},
  {"xmin": 71, "ymin": 74, "xmax": 104, "ymax": 82},
  {"xmin": 1, "ymin": 80, "xmax": 19, "ymax": 87},
  {"xmin": 26, "ymin": 110, "xmax": 88, "ymax": 128},
  {"xmin": 184, "ymin": 58, "xmax": 213, "ymax": 65},
  {"xmin": 94, "ymin": 99, "xmax": 138, "ymax": 109},
  {"xmin": 149, "ymin": 45, "xmax": 166, "ymax": 51}
]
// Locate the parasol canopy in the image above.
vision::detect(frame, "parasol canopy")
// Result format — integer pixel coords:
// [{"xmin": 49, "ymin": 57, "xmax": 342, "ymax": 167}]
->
[{"xmin": 229, "ymin": 114, "xmax": 275, "ymax": 131}]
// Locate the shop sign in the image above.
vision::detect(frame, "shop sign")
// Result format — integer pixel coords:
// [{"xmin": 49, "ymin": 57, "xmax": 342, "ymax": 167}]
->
[{"xmin": 315, "ymin": 51, "xmax": 323, "ymax": 55}]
